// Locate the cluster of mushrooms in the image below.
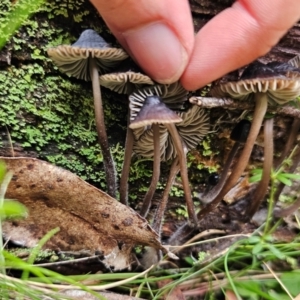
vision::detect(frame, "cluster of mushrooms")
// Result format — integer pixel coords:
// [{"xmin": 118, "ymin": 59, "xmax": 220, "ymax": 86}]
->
[
  {"xmin": 193, "ymin": 58, "xmax": 300, "ymax": 222},
  {"xmin": 47, "ymin": 29, "xmax": 300, "ymax": 238}
]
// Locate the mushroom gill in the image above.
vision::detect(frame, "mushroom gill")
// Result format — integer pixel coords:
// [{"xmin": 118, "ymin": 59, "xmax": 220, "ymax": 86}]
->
[
  {"xmin": 129, "ymin": 95, "xmax": 182, "ymax": 218},
  {"xmin": 132, "ymin": 103, "xmax": 209, "ymax": 226}
]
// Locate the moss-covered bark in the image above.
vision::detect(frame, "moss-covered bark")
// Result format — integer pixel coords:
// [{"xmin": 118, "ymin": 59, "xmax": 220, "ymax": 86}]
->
[{"xmin": 0, "ymin": 0, "xmax": 130, "ymax": 192}]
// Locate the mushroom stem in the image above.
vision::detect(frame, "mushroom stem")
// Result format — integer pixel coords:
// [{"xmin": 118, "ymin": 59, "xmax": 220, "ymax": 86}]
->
[
  {"xmin": 119, "ymin": 116, "xmax": 134, "ymax": 205},
  {"xmin": 197, "ymin": 92, "xmax": 268, "ymax": 220},
  {"xmin": 246, "ymin": 118, "xmax": 274, "ymax": 219},
  {"xmin": 152, "ymin": 157, "xmax": 180, "ymax": 234},
  {"xmin": 165, "ymin": 124, "xmax": 198, "ymax": 225},
  {"xmin": 201, "ymin": 142, "xmax": 240, "ymax": 203},
  {"xmin": 274, "ymin": 118, "xmax": 300, "ymax": 169},
  {"xmin": 140, "ymin": 124, "xmax": 161, "ymax": 217},
  {"xmin": 89, "ymin": 58, "xmax": 116, "ymax": 197},
  {"xmin": 274, "ymin": 194, "xmax": 300, "ymax": 218},
  {"xmin": 274, "ymin": 144, "xmax": 300, "ymax": 204}
]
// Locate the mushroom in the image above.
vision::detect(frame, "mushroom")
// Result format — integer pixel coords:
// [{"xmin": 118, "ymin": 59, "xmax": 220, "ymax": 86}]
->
[
  {"xmin": 134, "ymin": 104, "xmax": 209, "ymax": 161},
  {"xmin": 273, "ymin": 134, "xmax": 300, "ymax": 209},
  {"xmin": 99, "ymin": 59, "xmax": 154, "ymax": 95},
  {"xmin": 275, "ymin": 118, "xmax": 300, "ymax": 169},
  {"xmin": 119, "ymin": 82, "xmax": 187, "ymax": 205},
  {"xmin": 201, "ymin": 119, "xmax": 251, "ymax": 204},
  {"xmin": 129, "ymin": 83, "xmax": 191, "ymax": 219},
  {"xmin": 198, "ymin": 61, "xmax": 300, "ymax": 220},
  {"xmin": 246, "ymin": 117, "xmax": 274, "ymax": 218},
  {"xmin": 97, "ymin": 59, "xmax": 154, "ymax": 205},
  {"xmin": 120, "ymin": 81, "xmax": 187, "ymax": 204},
  {"xmin": 132, "ymin": 104, "xmax": 209, "ymax": 226},
  {"xmin": 47, "ymin": 29, "xmax": 128, "ymax": 197},
  {"xmin": 273, "ymin": 142, "xmax": 300, "ymax": 218},
  {"xmin": 129, "ymin": 95, "xmax": 182, "ymax": 217},
  {"xmin": 151, "ymin": 157, "xmax": 180, "ymax": 234}
]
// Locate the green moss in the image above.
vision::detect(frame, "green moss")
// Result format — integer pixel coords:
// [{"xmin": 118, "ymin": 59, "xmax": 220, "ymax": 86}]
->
[
  {"xmin": 8, "ymin": 248, "xmax": 58, "ymax": 262},
  {"xmin": 0, "ymin": 63, "xmax": 121, "ymax": 187},
  {"xmin": 0, "ymin": 0, "xmax": 137, "ymax": 193}
]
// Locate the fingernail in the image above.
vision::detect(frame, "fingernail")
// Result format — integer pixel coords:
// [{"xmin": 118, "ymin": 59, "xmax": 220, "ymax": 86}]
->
[{"xmin": 123, "ymin": 22, "xmax": 188, "ymax": 84}]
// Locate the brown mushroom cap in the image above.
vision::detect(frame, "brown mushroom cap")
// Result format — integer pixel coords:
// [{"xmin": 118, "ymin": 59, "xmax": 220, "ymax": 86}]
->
[
  {"xmin": 134, "ymin": 105, "xmax": 209, "ymax": 161},
  {"xmin": 47, "ymin": 29, "xmax": 128, "ymax": 80},
  {"xmin": 99, "ymin": 59, "xmax": 154, "ymax": 94},
  {"xmin": 129, "ymin": 95, "xmax": 182, "ymax": 129},
  {"xmin": 99, "ymin": 72, "xmax": 154, "ymax": 94},
  {"xmin": 129, "ymin": 82, "xmax": 188, "ymax": 121},
  {"xmin": 211, "ymin": 61, "xmax": 300, "ymax": 105}
]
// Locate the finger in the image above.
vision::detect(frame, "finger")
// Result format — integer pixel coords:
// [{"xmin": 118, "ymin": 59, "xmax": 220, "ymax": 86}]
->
[
  {"xmin": 90, "ymin": 0, "xmax": 194, "ymax": 84},
  {"xmin": 181, "ymin": 0, "xmax": 300, "ymax": 90}
]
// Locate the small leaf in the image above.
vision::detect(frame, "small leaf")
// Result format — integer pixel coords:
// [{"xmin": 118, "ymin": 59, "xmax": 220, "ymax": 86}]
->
[
  {"xmin": 280, "ymin": 173, "xmax": 300, "ymax": 180},
  {"xmin": 281, "ymin": 271, "xmax": 300, "ymax": 296},
  {"xmin": 249, "ymin": 173, "xmax": 262, "ymax": 183},
  {"xmin": 252, "ymin": 243, "xmax": 264, "ymax": 255},
  {"xmin": 247, "ymin": 236, "xmax": 261, "ymax": 244},
  {"xmin": 0, "ymin": 161, "xmax": 7, "ymax": 184},
  {"xmin": 0, "ymin": 200, "xmax": 27, "ymax": 219},
  {"xmin": 251, "ymin": 169, "xmax": 263, "ymax": 175},
  {"xmin": 277, "ymin": 174, "xmax": 292, "ymax": 186},
  {"xmin": 266, "ymin": 244, "xmax": 285, "ymax": 260}
]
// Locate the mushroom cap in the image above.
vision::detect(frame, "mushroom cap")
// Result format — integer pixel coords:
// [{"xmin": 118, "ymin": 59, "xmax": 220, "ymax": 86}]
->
[
  {"xmin": 47, "ymin": 29, "xmax": 128, "ymax": 81},
  {"xmin": 129, "ymin": 95, "xmax": 182, "ymax": 129},
  {"xmin": 174, "ymin": 104, "xmax": 210, "ymax": 152},
  {"xmin": 129, "ymin": 82, "xmax": 188, "ymax": 121},
  {"xmin": 133, "ymin": 105, "xmax": 209, "ymax": 161},
  {"xmin": 211, "ymin": 61, "xmax": 300, "ymax": 105},
  {"xmin": 288, "ymin": 54, "xmax": 300, "ymax": 68},
  {"xmin": 99, "ymin": 72, "xmax": 154, "ymax": 95}
]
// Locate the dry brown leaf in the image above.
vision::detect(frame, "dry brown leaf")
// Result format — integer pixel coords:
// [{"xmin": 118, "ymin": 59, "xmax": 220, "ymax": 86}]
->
[{"xmin": 1, "ymin": 157, "xmax": 167, "ymax": 270}]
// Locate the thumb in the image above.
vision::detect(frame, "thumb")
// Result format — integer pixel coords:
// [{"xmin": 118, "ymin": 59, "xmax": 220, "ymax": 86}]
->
[{"xmin": 90, "ymin": 0, "xmax": 194, "ymax": 84}]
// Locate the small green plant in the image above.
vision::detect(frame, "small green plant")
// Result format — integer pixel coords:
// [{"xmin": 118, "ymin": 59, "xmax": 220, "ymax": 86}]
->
[
  {"xmin": 175, "ymin": 205, "xmax": 188, "ymax": 218},
  {"xmin": 0, "ymin": 0, "xmax": 46, "ymax": 50},
  {"xmin": 250, "ymin": 168, "xmax": 300, "ymax": 187},
  {"xmin": 0, "ymin": 161, "xmax": 27, "ymax": 275},
  {"xmin": 250, "ymin": 149, "xmax": 300, "ymax": 235}
]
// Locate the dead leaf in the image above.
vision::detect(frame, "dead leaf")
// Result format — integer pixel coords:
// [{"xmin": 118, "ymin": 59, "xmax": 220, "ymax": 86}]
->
[{"xmin": 1, "ymin": 157, "xmax": 166, "ymax": 270}]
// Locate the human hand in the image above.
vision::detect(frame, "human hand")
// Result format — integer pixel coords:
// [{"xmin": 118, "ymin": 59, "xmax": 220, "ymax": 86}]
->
[{"xmin": 90, "ymin": 0, "xmax": 300, "ymax": 90}]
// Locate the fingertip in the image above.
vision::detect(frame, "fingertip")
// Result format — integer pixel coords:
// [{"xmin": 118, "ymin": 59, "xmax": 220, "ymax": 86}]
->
[
  {"xmin": 123, "ymin": 22, "xmax": 190, "ymax": 84},
  {"xmin": 181, "ymin": 1, "xmax": 299, "ymax": 91}
]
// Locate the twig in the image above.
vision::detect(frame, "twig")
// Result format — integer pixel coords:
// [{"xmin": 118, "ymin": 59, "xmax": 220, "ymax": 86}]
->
[{"xmin": 189, "ymin": 96, "xmax": 300, "ymax": 119}]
